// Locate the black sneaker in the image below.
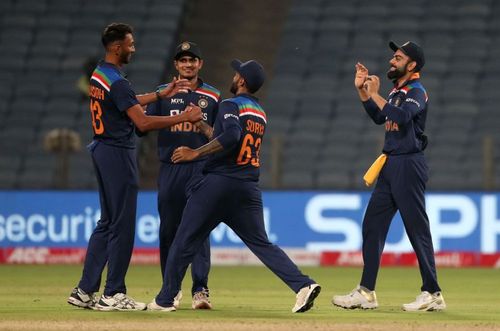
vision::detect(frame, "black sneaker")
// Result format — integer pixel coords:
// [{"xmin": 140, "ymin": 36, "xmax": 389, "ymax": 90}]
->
[{"xmin": 67, "ymin": 287, "xmax": 97, "ymax": 309}]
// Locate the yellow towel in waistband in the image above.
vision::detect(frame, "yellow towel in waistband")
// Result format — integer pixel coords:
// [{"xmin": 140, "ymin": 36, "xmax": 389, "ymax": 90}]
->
[{"xmin": 363, "ymin": 154, "xmax": 387, "ymax": 187}]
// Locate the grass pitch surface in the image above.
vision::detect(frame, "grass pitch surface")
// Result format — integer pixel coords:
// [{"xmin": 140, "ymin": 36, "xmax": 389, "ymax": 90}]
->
[{"xmin": 0, "ymin": 265, "xmax": 498, "ymax": 331}]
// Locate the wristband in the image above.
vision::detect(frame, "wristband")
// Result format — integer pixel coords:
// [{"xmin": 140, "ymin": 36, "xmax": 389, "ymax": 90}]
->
[{"xmin": 155, "ymin": 91, "xmax": 161, "ymax": 101}]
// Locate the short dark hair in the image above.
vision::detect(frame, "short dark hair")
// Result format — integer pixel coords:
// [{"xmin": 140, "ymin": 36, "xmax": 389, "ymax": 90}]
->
[{"xmin": 101, "ymin": 23, "xmax": 133, "ymax": 47}]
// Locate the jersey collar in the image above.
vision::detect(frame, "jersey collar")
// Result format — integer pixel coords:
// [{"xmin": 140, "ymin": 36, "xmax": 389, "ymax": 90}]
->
[
  {"xmin": 235, "ymin": 93, "xmax": 259, "ymax": 102},
  {"xmin": 394, "ymin": 72, "xmax": 420, "ymax": 90},
  {"xmin": 99, "ymin": 60, "xmax": 127, "ymax": 78},
  {"xmin": 193, "ymin": 77, "xmax": 204, "ymax": 91}
]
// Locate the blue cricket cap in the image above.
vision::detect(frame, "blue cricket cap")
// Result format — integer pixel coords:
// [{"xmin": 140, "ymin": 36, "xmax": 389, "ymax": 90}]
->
[
  {"xmin": 230, "ymin": 59, "xmax": 265, "ymax": 92},
  {"xmin": 389, "ymin": 41, "xmax": 425, "ymax": 72}
]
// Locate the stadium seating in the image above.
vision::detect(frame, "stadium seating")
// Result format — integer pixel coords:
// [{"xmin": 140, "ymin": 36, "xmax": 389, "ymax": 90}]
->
[
  {"xmin": 1, "ymin": 0, "xmax": 499, "ymax": 191},
  {"xmin": 0, "ymin": 0, "xmax": 186, "ymax": 189},
  {"xmin": 264, "ymin": 0, "xmax": 500, "ymax": 190}
]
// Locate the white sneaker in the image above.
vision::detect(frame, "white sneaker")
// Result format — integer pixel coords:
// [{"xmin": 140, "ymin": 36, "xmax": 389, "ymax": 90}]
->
[
  {"xmin": 332, "ymin": 285, "xmax": 378, "ymax": 309},
  {"xmin": 67, "ymin": 287, "xmax": 97, "ymax": 309},
  {"xmin": 147, "ymin": 298, "xmax": 176, "ymax": 312},
  {"xmin": 292, "ymin": 283, "xmax": 321, "ymax": 313},
  {"xmin": 173, "ymin": 290, "xmax": 183, "ymax": 309},
  {"xmin": 192, "ymin": 288, "xmax": 212, "ymax": 309},
  {"xmin": 402, "ymin": 291, "xmax": 446, "ymax": 311},
  {"xmin": 94, "ymin": 293, "xmax": 146, "ymax": 311}
]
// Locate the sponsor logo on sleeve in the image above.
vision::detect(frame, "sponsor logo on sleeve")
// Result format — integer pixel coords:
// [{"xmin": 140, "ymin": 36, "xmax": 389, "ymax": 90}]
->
[
  {"xmin": 224, "ymin": 113, "xmax": 239, "ymax": 120},
  {"xmin": 405, "ymin": 98, "xmax": 421, "ymax": 108}
]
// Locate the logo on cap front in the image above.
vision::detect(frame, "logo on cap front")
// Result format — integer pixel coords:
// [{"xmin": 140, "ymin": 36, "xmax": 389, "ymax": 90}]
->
[{"xmin": 181, "ymin": 42, "xmax": 190, "ymax": 51}]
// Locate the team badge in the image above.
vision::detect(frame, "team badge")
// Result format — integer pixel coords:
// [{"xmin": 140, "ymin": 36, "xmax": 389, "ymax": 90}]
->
[
  {"xmin": 198, "ymin": 98, "xmax": 208, "ymax": 108},
  {"xmin": 393, "ymin": 96, "xmax": 402, "ymax": 107},
  {"xmin": 181, "ymin": 42, "xmax": 190, "ymax": 51}
]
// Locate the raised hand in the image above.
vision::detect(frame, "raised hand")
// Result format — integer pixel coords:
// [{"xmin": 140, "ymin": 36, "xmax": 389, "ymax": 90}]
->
[
  {"xmin": 364, "ymin": 75, "xmax": 380, "ymax": 95},
  {"xmin": 355, "ymin": 62, "xmax": 369, "ymax": 89},
  {"xmin": 159, "ymin": 77, "xmax": 191, "ymax": 98}
]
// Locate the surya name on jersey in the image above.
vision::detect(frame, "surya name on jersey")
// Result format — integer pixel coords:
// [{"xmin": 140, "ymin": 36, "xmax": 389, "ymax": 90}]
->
[
  {"xmin": 169, "ymin": 109, "xmax": 208, "ymax": 133},
  {"xmin": 245, "ymin": 119, "xmax": 265, "ymax": 136}
]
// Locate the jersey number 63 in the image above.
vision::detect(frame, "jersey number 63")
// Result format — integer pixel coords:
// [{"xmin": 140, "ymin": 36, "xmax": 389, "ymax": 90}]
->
[{"xmin": 237, "ymin": 133, "xmax": 261, "ymax": 167}]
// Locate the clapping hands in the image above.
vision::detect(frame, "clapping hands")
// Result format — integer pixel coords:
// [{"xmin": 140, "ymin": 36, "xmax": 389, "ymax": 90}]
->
[{"xmin": 355, "ymin": 62, "xmax": 380, "ymax": 95}]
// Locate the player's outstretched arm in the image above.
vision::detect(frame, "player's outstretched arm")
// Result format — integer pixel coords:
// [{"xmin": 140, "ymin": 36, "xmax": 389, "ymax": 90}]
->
[
  {"xmin": 171, "ymin": 120, "xmax": 240, "ymax": 163},
  {"xmin": 127, "ymin": 104, "xmax": 202, "ymax": 132},
  {"xmin": 171, "ymin": 139, "xmax": 224, "ymax": 163},
  {"xmin": 172, "ymin": 99, "xmax": 242, "ymax": 162},
  {"xmin": 135, "ymin": 77, "xmax": 191, "ymax": 106},
  {"xmin": 195, "ymin": 121, "xmax": 214, "ymax": 140},
  {"xmin": 183, "ymin": 102, "xmax": 214, "ymax": 139}
]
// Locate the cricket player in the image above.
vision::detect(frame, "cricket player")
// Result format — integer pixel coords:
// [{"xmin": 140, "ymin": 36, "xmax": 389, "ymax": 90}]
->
[
  {"xmin": 139, "ymin": 41, "xmax": 219, "ymax": 309},
  {"xmin": 332, "ymin": 41, "xmax": 446, "ymax": 311},
  {"xmin": 147, "ymin": 59, "xmax": 321, "ymax": 313},
  {"xmin": 67, "ymin": 23, "xmax": 203, "ymax": 311}
]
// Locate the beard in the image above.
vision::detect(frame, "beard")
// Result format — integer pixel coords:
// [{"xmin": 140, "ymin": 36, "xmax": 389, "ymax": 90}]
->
[
  {"xmin": 230, "ymin": 80, "xmax": 238, "ymax": 94},
  {"xmin": 120, "ymin": 51, "xmax": 132, "ymax": 64},
  {"xmin": 386, "ymin": 64, "xmax": 406, "ymax": 80}
]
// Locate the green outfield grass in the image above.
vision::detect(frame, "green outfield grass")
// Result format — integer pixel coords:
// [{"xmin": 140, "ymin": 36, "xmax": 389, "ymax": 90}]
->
[{"xmin": 0, "ymin": 265, "xmax": 498, "ymax": 331}]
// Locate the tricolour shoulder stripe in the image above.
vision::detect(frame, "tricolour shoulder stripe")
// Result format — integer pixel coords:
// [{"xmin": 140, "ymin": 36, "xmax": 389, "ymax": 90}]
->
[
  {"xmin": 201, "ymin": 83, "xmax": 220, "ymax": 94},
  {"xmin": 90, "ymin": 75, "xmax": 110, "ymax": 92},
  {"xmin": 401, "ymin": 83, "xmax": 428, "ymax": 102},
  {"xmin": 239, "ymin": 111, "xmax": 267, "ymax": 123},
  {"xmin": 196, "ymin": 89, "xmax": 219, "ymax": 102},
  {"xmin": 238, "ymin": 103, "xmax": 266, "ymax": 115},
  {"xmin": 238, "ymin": 104, "xmax": 267, "ymax": 123}
]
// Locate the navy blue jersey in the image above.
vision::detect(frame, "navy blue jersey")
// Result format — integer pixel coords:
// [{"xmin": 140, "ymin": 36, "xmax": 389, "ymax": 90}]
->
[
  {"xmin": 145, "ymin": 79, "xmax": 220, "ymax": 163},
  {"xmin": 363, "ymin": 75, "xmax": 428, "ymax": 155},
  {"xmin": 204, "ymin": 94, "xmax": 266, "ymax": 181},
  {"xmin": 89, "ymin": 61, "xmax": 139, "ymax": 148}
]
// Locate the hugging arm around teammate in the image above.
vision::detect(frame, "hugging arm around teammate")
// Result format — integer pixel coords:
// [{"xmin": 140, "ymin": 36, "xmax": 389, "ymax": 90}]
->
[{"xmin": 68, "ymin": 24, "xmax": 202, "ymax": 312}]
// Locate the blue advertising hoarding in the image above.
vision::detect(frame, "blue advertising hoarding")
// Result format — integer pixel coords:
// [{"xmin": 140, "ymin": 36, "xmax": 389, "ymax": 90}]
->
[{"xmin": 0, "ymin": 191, "xmax": 499, "ymax": 253}]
